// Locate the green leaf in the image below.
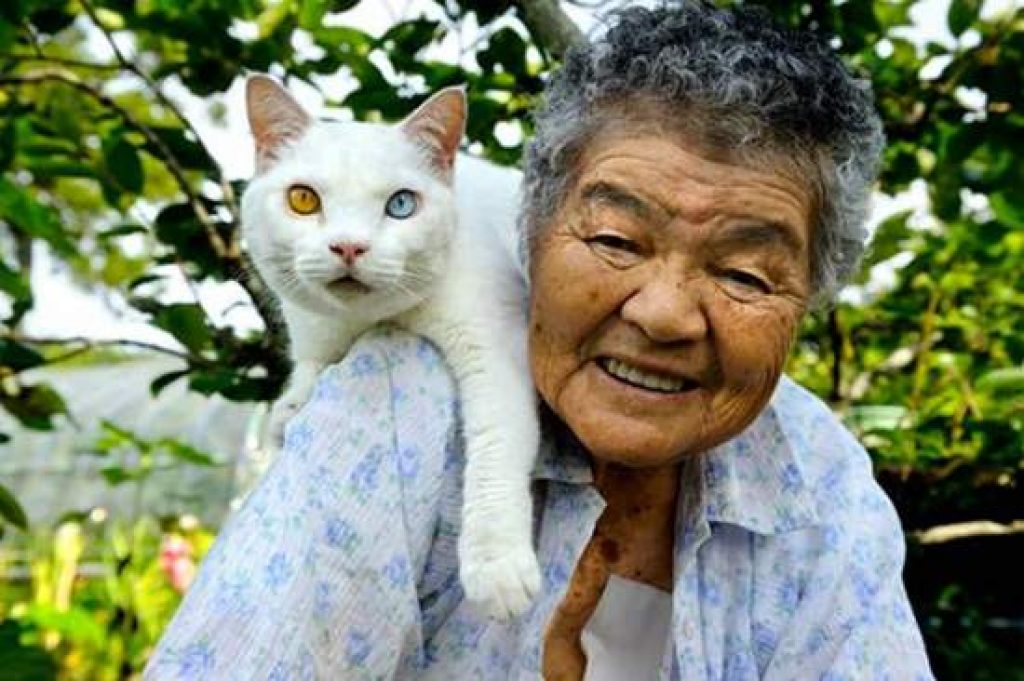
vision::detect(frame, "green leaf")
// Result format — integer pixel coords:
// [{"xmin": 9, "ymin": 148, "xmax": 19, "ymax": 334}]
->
[
  {"xmin": 30, "ymin": 7, "xmax": 77, "ymax": 35},
  {"xmin": 0, "ymin": 620, "xmax": 59, "ymax": 681},
  {"xmin": 845, "ymin": 405, "xmax": 909, "ymax": 432},
  {"xmin": 0, "ymin": 120, "xmax": 15, "ymax": 172},
  {"xmin": 477, "ymin": 27, "xmax": 528, "ymax": 78},
  {"xmin": 22, "ymin": 604, "xmax": 104, "ymax": 647},
  {"xmin": 0, "ymin": 0, "xmax": 24, "ymax": 24},
  {"xmin": 152, "ymin": 303, "xmax": 212, "ymax": 354},
  {"xmin": 380, "ymin": 18, "xmax": 441, "ymax": 61},
  {"xmin": 0, "ymin": 483, "xmax": 28, "ymax": 530},
  {"xmin": 159, "ymin": 438, "xmax": 217, "ymax": 466},
  {"xmin": 990, "ymin": 192, "xmax": 1024, "ymax": 230},
  {"xmin": 150, "ymin": 368, "xmax": 190, "ymax": 396},
  {"xmin": 100, "ymin": 466, "xmax": 138, "ymax": 485},
  {"xmin": 864, "ymin": 209, "xmax": 912, "ymax": 267},
  {"xmin": 145, "ymin": 126, "xmax": 211, "ymax": 171},
  {"xmin": 0, "ymin": 338, "xmax": 46, "ymax": 372},
  {"xmin": 1, "ymin": 378, "xmax": 68, "ymax": 428},
  {"xmin": 95, "ymin": 419, "xmax": 145, "ymax": 453},
  {"xmin": 20, "ymin": 157, "xmax": 96, "ymax": 180},
  {"xmin": 0, "ymin": 260, "xmax": 31, "ymax": 303},
  {"xmin": 0, "ymin": 178, "xmax": 77, "ymax": 256},
  {"xmin": 153, "ymin": 202, "xmax": 222, "ymax": 276},
  {"xmin": 255, "ymin": 0, "xmax": 291, "ymax": 38},
  {"xmin": 873, "ymin": 0, "xmax": 912, "ymax": 28},
  {"xmin": 0, "ymin": 382, "xmax": 68, "ymax": 430},
  {"xmin": 102, "ymin": 134, "xmax": 145, "ymax": 194},
  {"xmin": 975, "ymin": 367, "xmax": 1024, "ymax": 394},
  {"xmin": 0, "ymin": 18, "xmax": 16, "ymax": 53},
  {"xmin": 299, "ymin": 0, "xmax": 327, "ymax": 30},
  {"xmin": 97, "ymin": 223, "xmax": 148, "ymax": 241},
  {"xmin": 947, "ymin": 0, "xmax": 980, "ymax": 35}
]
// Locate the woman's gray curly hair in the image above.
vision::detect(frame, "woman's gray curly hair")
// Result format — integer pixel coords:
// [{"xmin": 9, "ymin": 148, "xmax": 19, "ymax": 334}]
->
[{"xmin": 521, "ymin": 0, "xmax": 885, "ymax": 303}]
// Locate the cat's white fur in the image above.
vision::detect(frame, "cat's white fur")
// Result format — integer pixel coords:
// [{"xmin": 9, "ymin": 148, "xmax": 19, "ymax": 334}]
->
[{"xmin": 241, "ymin": 75, "xmax": 539, "ymax": 619}]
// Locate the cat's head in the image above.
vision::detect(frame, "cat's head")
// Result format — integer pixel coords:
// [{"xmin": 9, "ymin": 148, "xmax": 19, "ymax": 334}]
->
[{"xmin": 240, "ymin": 74, "xmax": 465, "ymax": 317}]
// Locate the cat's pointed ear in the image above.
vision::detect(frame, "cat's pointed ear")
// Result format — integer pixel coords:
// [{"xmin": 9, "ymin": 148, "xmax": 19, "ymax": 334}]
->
[
  {"xmin": 246, "ymin": 74, "xmax": 312, "ymax": 173},
  {"xmin": 400, "ymin": 86, "xmax": 466, "ymax": 181}
]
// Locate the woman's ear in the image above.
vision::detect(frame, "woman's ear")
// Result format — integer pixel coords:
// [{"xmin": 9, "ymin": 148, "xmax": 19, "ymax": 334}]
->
[
  {"xmin": 246, "ymin": 74, "xmax": 312, "ymax": 173},
  {"xmin": 399, "ymin": 86, "xmax": 467, "ymax": 182}
]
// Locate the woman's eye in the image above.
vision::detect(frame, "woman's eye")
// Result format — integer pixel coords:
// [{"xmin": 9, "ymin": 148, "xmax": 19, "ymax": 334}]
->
[
  {"xmin": 287, "ymin": 185, "xmax": 321, "ymax": 215},
  {"xmin": 587, "ymin": 234, "xmax": 638, "ymax": 253},
  {"xmin": 385, "ymin": 189, "xmax": 418, "ymax": 219},
  {"xmin": 724, "ymin": 269, "xmax": 771, "ymax": 294}
]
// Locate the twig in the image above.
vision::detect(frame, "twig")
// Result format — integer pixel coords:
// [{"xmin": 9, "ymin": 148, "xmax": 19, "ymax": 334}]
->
[
  {"xmin": 908, "ymin": 288, "xmax": 941, "ymax": 412},
  {"xmin": 0, "ymin": 71, "xmax": 229, "ymax": 259},
  {"xmin": 0, "ymin": 53, "xmax": 123, "ymax": 70},
  {"xmin": 19, "ymin": 20, "xmax": 44, "ymax": 57},
  {"xmin": 827, "ymin": 308, "xmax": 843, "ymax": 404},
  {"xmin": 11, "ymin": 334, "xmax": 205, "ymax": 365},
  {"xmin": 78, "ymin": 0, "xmax": 239, "ymax": 229}
]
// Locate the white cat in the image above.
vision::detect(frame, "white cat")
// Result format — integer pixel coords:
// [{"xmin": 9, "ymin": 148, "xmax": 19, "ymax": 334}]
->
[{"xmin": 241, "ymin": 74, "xmax": 540, "ymax": 620}]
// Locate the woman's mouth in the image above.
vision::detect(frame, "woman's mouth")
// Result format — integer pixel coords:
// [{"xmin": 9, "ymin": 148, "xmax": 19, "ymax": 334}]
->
[{"xmin": 597, "ymin": 357, "xmax": 698, "ymax": 394}]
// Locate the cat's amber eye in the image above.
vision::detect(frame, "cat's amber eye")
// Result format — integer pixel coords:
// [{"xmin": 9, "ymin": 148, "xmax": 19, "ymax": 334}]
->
[{"xmin": 287, "ymin": 185, "xmax": 321, "ymax": 215}]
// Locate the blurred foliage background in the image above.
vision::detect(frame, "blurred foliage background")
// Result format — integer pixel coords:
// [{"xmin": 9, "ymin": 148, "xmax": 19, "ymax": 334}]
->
[{"xmin": 0, "ymin": 0, "xmax": 1021, "ymax": 678}]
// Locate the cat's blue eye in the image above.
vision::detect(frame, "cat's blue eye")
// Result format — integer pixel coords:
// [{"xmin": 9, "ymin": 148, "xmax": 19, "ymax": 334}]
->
[{"xmin": 385, "ymin": 189, "xmax": 418, "ymax": 219}]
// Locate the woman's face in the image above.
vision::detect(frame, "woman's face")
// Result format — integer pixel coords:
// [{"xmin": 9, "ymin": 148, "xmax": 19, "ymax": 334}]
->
[{"xmin": 529, "ymin": 125, "xmax": 815, "ymax": 467}]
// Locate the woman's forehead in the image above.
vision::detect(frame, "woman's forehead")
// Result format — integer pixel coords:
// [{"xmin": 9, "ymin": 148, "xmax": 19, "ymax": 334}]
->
[{"xmin": 570, "ymin": 128, "xmax": 815, "ymax": 249}]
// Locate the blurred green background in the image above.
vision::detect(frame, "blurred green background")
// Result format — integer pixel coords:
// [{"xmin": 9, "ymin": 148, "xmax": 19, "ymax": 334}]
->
[{"xmin": 0, "ymin": 0, "xmax": 1022, "ymax": 678}]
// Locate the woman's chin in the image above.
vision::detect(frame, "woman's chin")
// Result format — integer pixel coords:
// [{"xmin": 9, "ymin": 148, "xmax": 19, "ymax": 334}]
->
[{"xmin": 564, "ymin": 412, "xmax": 691, "ymax": 469}]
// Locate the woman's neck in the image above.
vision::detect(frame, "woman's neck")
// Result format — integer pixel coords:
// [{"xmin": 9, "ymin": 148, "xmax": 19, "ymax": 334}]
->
[{"xmin": 591, "ymin": 460, "xmax": 681, "ymax": 591}]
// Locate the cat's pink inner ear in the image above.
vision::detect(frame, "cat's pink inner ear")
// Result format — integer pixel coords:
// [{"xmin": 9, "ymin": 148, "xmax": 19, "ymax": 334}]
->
[
  {"xmin": 246, "ymin": 75, "xmax": 312, "ymax": 173},
  {"xmin": 400, "ymin": 87, "xmax": 467, "ymax": 181}
]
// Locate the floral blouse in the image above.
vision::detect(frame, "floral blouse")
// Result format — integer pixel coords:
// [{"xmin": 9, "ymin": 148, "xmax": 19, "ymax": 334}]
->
[{"xmin": 145, "ymin": 326, "xmax": 934, "ymax": 680}]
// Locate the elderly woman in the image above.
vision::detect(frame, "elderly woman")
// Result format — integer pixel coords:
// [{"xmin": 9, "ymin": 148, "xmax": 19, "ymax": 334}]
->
[{"xmin": 147, "ymin": 3, "xmax": 933, "ymax": 679}]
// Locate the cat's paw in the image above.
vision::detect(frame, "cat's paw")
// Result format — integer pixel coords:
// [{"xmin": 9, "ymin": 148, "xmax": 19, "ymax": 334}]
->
[{"xmin": 460, "ymin": 546, "xmax": 542, "ymax": 621}]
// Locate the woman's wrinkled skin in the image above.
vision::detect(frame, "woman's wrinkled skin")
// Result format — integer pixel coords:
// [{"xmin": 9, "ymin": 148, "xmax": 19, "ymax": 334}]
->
[{"xmin": 528, "ymin": 121, "xmax": 815, "ymax": 679}]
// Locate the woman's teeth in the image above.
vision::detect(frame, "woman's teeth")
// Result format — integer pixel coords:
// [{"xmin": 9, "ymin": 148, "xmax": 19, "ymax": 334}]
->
[{"xmin": 600, "ymin": 358, "xmax": 690, "ymax": 393}]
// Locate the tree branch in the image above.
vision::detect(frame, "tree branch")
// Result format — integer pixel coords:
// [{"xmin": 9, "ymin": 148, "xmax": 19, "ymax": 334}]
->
[
  {"xmin": 513, "ymin": 0, "xmax": 584, "ymax": 60},
  {"xmin": 9, "ymin": 335, "xmax": 205, "ymax": 365},
  {"xmin": 0, "ymin": 71, "xmax": 229, "ymax": 259},
  {"xmin": 78, "ymin": 0, "xmax": 239, "ymax": 231},
  {"xmin": 0, "ymin": 53, "xmax": 123, "ymax": 70},
  {"xmin": 828, "ymin": 308, "xmax": 843, "ymax": 404}
]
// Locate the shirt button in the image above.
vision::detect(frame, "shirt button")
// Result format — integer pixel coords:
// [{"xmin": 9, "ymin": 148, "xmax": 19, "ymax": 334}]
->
[{"xmin": 682, "ymin": 622, "xmax": 695, "ymax": 639}]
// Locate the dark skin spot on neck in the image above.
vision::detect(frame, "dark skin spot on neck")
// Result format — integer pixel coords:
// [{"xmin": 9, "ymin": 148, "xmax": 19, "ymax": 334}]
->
[{"xmin": 599, "ymin": 537, "xmax": 620, "ymax": 563}]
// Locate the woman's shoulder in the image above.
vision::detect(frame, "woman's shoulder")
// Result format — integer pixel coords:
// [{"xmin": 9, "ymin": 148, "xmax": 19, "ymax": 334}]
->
[
  {"xmin": 770, "ymin": 376, "xmax": 899, "ymax": 528},
  {"xmin": 772, "ymin": 375, "xmax": 870, "ymax": 472},
  {"xmin": 280, "ymin": 325, "xmax": 463, "ymax": 505},
  {"xmin": 324, "ymin": 324, "xmax": 457, "ymax": 393}
]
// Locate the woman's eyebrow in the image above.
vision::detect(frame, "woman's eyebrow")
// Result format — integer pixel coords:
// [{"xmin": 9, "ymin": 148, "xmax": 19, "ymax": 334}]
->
[
  {"xmin": 580, "ymin": 181, "xmax": 659, "ymax": 221},
  {"xmin": 714, "ymin": 221, "xmax": 805, "ymax": 255}
]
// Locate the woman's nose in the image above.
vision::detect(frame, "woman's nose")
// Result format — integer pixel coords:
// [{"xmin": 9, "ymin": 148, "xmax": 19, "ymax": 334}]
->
[{"xmin": 620, "ymin": 275, "xmax": 709, "ymax": 344}]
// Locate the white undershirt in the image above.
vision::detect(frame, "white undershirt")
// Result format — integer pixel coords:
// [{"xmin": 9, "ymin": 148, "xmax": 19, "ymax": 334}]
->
[{"xmin": 581, "ymin": 575, "xmax": 673, "ymax": 681}]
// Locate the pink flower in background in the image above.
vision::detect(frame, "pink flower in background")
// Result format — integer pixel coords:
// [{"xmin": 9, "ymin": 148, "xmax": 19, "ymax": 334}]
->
[{"xmin": 159, "ymin": 534, "xmax": 196, "ymax": 593}]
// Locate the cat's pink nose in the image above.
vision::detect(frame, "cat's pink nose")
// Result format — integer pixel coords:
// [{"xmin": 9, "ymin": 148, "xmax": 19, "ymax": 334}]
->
[{"xmin": 329, "ymin": 241, "xmax": 369, "ymax": 266}]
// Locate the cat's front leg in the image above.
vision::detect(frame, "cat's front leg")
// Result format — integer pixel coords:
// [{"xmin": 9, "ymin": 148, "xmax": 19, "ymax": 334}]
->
[
  {"xmin": 416, "ymin": 312, "xmax": 542, "ymax": 620},
  {"xmin": 269, "ymin": 360, "xmax": 324, "ymax": 445}
]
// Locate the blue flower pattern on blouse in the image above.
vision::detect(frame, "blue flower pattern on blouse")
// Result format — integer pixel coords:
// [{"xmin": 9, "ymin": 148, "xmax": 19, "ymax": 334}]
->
[{"xmin": 145, "ymin": 327, "xmax": 933, "ymax": 680}]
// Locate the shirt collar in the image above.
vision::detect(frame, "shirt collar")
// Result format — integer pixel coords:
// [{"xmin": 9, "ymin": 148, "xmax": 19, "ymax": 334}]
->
[
  {"xmin": 700, "ymin": 376, "xmax": 821, "ymax": 534},
  {"xmin": 532, "ymin": 376, "xmax": 821, "ymax": 534},
  {"xmin": 533, "ymin": 405, "xmax": 593, "ymax": 484}
]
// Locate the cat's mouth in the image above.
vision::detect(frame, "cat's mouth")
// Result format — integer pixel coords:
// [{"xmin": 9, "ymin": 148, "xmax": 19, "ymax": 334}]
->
[{"xmin": 325, "ymin": 275, "xmax": 372, "ymax": 295}]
